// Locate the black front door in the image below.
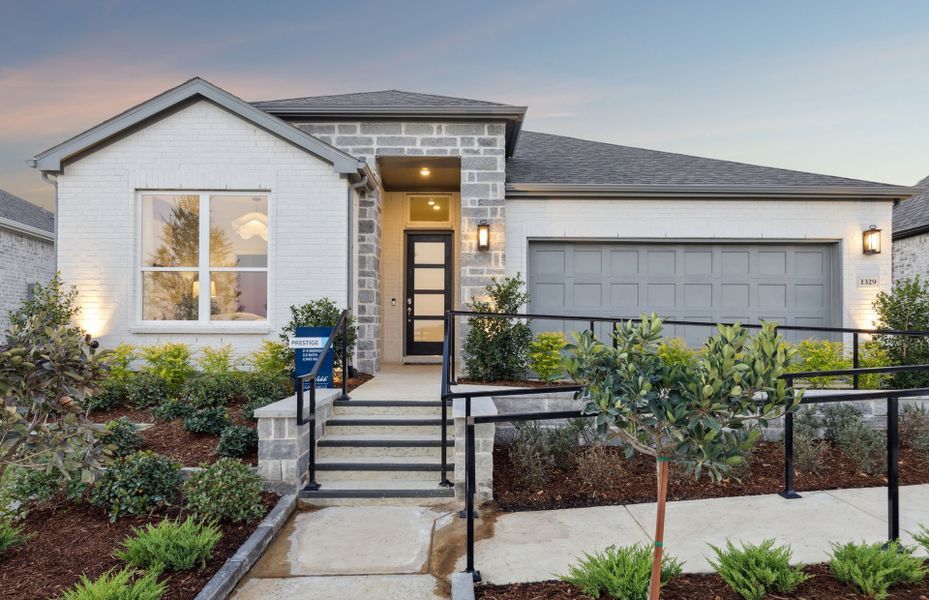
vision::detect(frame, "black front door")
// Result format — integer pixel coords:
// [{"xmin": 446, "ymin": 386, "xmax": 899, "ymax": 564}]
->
[{"xmin": 405, "ymin": 232, "xmax": 453, "ymax": 356}]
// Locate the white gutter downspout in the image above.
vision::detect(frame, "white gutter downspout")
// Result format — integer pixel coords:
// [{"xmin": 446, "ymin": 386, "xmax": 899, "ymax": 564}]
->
[
  {"xmin": 348, "ymin": 173, "xmax": 369, "ymax": 310},
  {"xmin": 40, "ymin": 171, "xmax": 59, "ymax": 272}
]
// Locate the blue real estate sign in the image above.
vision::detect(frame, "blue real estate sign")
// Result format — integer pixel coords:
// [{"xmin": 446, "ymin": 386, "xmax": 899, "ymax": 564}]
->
[{"xmin": 290, "ymin": 326, "xmax": 335, "ymax": 391}]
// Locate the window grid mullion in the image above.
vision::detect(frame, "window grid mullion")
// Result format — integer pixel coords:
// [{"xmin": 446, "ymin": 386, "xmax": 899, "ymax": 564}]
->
[{"xmin": 199, "ymin": 192, "xmax": 210, "ymax": 323}]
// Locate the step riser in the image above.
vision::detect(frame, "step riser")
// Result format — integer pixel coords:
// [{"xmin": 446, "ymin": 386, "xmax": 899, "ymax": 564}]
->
[
  {"xmin": 317, "ymin": 446, "xmax": 447, "ymax": 459},
  {"xmin": 298, "ymin": 496, "xmax": 456, "ymax": 508},
  {"xmin": 317, "ymin": 469, "xmax": 450, "ymax": 481},
  {"xmin": 332, "ymin": 405, "xmax": 442, "ymax": 416},
  {"xmin": 325, "ymin": 424, "xmax": 454, "ymax": 436}
]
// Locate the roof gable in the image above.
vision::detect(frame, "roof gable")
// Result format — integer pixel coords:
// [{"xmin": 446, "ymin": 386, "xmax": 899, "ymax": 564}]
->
[
  {"xmin": 32, "ymin": 77, "xmax": 364, "ymax": 175},
  {"xmin": 506, "ymin": 131, "xmax": 914, "ymax": 198},
  {"xmin": 0, "ymin": 189, "xmax": 54, "ymax": 239},
  {"xmin": 893, "ymin": 175, "xmax": 929, "ymax": 238}
]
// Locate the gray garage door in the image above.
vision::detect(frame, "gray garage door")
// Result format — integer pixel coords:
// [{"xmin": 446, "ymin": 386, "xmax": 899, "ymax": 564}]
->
[{"xmin": 527, "ymin": 242, "xmax": 836, "ymax": 345}]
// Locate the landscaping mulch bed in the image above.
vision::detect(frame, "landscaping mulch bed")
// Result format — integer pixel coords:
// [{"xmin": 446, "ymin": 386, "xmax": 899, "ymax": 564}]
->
[
  {"xmin": 475, "ymin": 562, "xmax": 929, "ymax": 599},
  {"xmin": 492, "ymin": 441, "xmax": 929, "ymax": 512},
  {"xmin": 458, "ymin": 378, "xmax": 566, "ymax": 389},
  {"xmin": 0, "ymin": 492, "xmax": 279, "ymax": 600}
]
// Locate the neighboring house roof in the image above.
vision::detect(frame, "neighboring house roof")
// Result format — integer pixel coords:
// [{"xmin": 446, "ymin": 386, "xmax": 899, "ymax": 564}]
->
[
  {"xmin": 506, "ymin": 131, "xmax": 916, "ymax": 199},
  {"xmin": 253, "ymin": 90, "xmax": 527, "ymax": 158},
  {"xmin": 0, "ymin": 188, "xmax": 54, "ymax": 241},
  {"xmin": 893, "ymin": 175, "xmax": 929, "ymax": 239},
  {"xmin": 31, "ymin": 77, "xmax": 371, "ymax": 183}
]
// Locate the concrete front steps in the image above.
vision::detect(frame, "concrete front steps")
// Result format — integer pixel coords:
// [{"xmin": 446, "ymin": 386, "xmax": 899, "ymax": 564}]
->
[{"xmin": 299, "ymin": 398, "xmax": 455, "ymax": 507}]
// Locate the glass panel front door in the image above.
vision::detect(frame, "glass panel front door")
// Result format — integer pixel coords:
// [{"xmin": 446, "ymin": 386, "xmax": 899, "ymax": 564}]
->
[{"xmin": 406, "ymin": 232, "xmax": 452, "ymax": 355}]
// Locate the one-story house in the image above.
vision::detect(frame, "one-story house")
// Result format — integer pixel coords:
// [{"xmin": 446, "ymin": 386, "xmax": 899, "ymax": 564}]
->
[
  {"xmin": 30, "ymin": 77, "xmax": 917, "ymax": 373},
  {"xmin": 892, "ymin": 175, "xmax": 929, "ymax": 282},
  {"xmin": 0, "ymin": 189, "xmax": 55, "ymax": 331}
]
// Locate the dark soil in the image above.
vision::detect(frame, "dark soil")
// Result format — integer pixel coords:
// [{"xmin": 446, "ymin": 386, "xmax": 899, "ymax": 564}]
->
[
  {"xmin": 0, "ymin": 493, "xmax": 279, "ymax": 600},
  {"xmin": 87, "ymin": 372, "xmax": 374, "ymax": 467},
  {"xmin": 476, "ymin": 563, "xmax": 929, "ymax": 600},
  {"xmin": 492, "ymin": 441, "xmax": 929, "ymax": 512}
]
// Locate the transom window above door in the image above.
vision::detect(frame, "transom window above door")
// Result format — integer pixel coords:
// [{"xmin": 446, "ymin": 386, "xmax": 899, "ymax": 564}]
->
[
  {"xmin": 139, "ymin": 192, "xmax": 269, "ymax": 323},
  {"xmin": 409, "ymin": 195, "xmax": 450, "ymax": 223}
]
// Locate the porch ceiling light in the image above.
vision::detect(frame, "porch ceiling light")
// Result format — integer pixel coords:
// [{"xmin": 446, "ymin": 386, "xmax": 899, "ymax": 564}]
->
[
  {"xmin": 477, "ymin": 220, "xmax": 490, "ymax": 251},
  {"xmin": 419, "ymin": 167, "xmax": 431, "ymax": 176},
  {"xmin": 863, "ymin": 225, "xmax": 881, "ymax": 255}
]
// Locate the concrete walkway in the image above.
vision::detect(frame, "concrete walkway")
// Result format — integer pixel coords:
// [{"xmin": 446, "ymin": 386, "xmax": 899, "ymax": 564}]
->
[{"xmin": 456, "ymin": 484, "xmax": 929, "ymax": 584}]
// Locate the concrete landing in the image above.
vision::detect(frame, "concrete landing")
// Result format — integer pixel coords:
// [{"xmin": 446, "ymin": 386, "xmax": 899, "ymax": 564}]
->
[{"xmin": 233, "ymin": 575, "xmax": 444, "ymax": 600}]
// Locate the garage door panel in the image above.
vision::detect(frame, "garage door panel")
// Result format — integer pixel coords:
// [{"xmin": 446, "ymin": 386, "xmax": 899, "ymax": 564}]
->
[{"xmin": 528, "ymin": 242, "xmax": 834, "ymax": 344}]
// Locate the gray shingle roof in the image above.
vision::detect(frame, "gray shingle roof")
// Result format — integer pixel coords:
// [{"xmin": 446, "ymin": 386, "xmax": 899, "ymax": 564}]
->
[
  {"xmin": 0, "ymin": 189, "xmax": 54, "ymax": 233},
  {"xmin": 507, "ymin": 131, "xmax": 903, "ymax": 189},
  {"xmin": 893, "ymin": 175, "xmax": 929, "ymax": 238},
  {"xmin": 253, "ymin": 89, "xmax": 515, "ymax": 110}
]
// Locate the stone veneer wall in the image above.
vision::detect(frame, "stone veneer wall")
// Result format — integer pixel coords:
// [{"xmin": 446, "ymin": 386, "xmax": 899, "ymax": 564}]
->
[
  {"xmin": 0, "ymin": 227, "xmax": 54, "ymax": 331},
  {"xmin": 293, "ymin": 121, "xmax": 507, "ymax": 371},
  {"xmin": 892, "ymin": 233, "xmax": 929, "ymax": 283}
]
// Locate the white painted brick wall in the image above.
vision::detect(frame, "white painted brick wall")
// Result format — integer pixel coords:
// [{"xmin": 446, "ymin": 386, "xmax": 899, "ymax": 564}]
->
[
  {"xmin": 0, "ymin": 229, "xmax": 55, "ymax": 331},
  {"xmin": 505, "ymin": 198, "xmax": 893, "ymax": 332},
  {"xmin": 56, "ymin": 100, "xmax": 348, "ymax": 356}
]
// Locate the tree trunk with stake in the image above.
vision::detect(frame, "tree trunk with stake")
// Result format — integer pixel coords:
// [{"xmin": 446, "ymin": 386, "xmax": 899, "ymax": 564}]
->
[{"xmin": 649, "ymin": 458, "xmax": 670, "ymax": 600}]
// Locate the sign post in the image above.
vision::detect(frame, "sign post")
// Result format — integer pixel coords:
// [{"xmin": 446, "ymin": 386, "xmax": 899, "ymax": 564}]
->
[{"xmin": 289, "ymin": 326, "xmax": 335, "ymax": 391}]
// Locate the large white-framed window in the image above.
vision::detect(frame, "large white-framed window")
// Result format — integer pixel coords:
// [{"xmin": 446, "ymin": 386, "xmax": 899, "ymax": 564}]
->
[{"xmin": 138, "ymin": 191, "xmax": 269, "ymax": 324}]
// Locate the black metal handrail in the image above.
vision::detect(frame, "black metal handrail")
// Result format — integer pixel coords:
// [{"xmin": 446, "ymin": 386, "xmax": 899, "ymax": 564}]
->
[{"xmin": 295, "ymin": 309, "xmax": 351, "ymax": 491}]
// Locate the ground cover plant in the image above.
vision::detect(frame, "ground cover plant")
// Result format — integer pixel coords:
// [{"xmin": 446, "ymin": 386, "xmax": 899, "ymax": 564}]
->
[
  {"xmin": 116, "ymin": 516, "xmax": 221, "ymax": 572},
  {"xmin": 560, "ymin": 544, "xmax": 683, "ymax": 600},
  {"xmin": 59, "ymin": 569, "xmax": 165, "ymax": 600},
  {"xmin": 184, "ymin": 458, "xmax": 264, "ymax": 523},
  {"xmin": 708, "ymin": 539, "xmax": 809, "ymax": 600},
  {"xmin": 565, "ymin": 315, "xmax": 801, "ymax": 599},
  {"xmin": 828, "ymin": 541, "xmax": 926, "ymax": 599},
  {"xmin": 0, "ymin": 520, "xmax": 28, "ymax": 555}
]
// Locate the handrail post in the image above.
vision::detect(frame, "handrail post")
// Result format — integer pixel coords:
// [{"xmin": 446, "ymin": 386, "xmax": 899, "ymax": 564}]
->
[
  {"xmin": 305, "ymin": 381, "xmax": 320, "ymax": 491},
  {"xmin": 853, "ymin": 332, "xmax": 860, "ymax": 390},
  {"xmin": 464, "ymin": 415, "xmax": 481, "ymax": 582},
  {"xmin": 887, "ymin": 395, "xmax": 900, "ymax": 542},
  {"xmin": 458, "ymin": 395, "xmax": 478, "ymax": 519},
  {"xmin": 340, "ymin": 311, "xmax": 350, "ymax": 401},
  {"xmin": 779, "ymin": 376, "xmax": 801, "ymax": 499}
]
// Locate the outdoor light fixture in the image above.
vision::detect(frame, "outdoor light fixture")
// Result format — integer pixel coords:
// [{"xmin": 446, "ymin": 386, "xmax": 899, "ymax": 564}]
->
[
  {"xmin": 863, "ymin": 225, "xmax": 882, "ymax": 255},
  {"xmin": 477, "ymin": 220, "xmax": 490, "ymax": 251},
  {"xmin": 419, "ymin": 167, "xmax": 431, "ymax": 176}
]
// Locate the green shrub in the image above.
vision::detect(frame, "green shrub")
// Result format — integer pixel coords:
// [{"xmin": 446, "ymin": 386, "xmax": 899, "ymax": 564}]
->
[
  {"xmin": 182, "ymin": 373, "xmax": 239, "ymax": 408},
  {"xmin": 528, "ymin": 331, "xmax": 567, "ymax": 382},
  {"xmin": 509, "ymin": 420, "xmax": 583, "ymax": 488},
  {"xmin": 7, "ymin": 272, "xmax": 79, "ymax": 331},
  {"xmin": 873, "ymin": 276, "xmax": 929, "ymax": 389},
  {"xmin": 463, "ymin": 274, "xmax": 532, "ymax": 381},
  {"xmin": 836, "ymin": 421, "xmax": 886, "ymax": 475},
  {"xmin": 787, "ymin": 339, "xmax": 850, "ymax": 388},
  {"xmin": 107, "ymin": 343, "xmax": 138, "ymax": 385},
  {"xmin": 657, "ymin": 337, "xmax": 700, "ymax": 371},
  {"xmin": 116, "ymin": 516, "xmax": 221, "ymax": 572},
  {"xmin": 575, "ymin": 444, "xmax": 625, "ymax": 490},
  {"xmin": 184, "ymin": 458, "xmax": 264, "ymax": 523},
  {"xmin": 900, "ymin": 404, "xmax": 929, "ymax": 457},
  {"xmin": 90, "ymin": 451, "xmax": 181, "ymax": 521},
  {"xmin": 239, "ymin": 371, "xmax": 291, "ymax": 403},
  {"xmin": 198, "ymin": 344, "xmax": 240, "ymax": 375},
  {"xmin": 216, "ymin": 426, "xmax": 258, "ymax": 458},
  {"xmin": 792, "ymin": 408, "xmax": 827, "ymax": 474},
  {"xmin": 183, "ymin": 407, "xmax": 229, "ymax": 435},
  {"xmin": 125, "ymin": 372, "xmax": 172, "ymax": 408},
  {"xmin": 859, "ymin": 340, "xmax": 891, "ymax": 390},
  {"xmin": 560, "ymin": 544, "xmax": 682, "ymax": 600},
  {"xmin": 829, "ymin": 540, "xmax": 926, "ymax": 599},
  {"xmin": 103, "ymin": 417, "xmax": 144, "ymax": 458},
  {"xmin": 140, "ymin": 342, "xmax": 195, "ymax": 392},
  {"xmin": 708, "ymin": 539, "xmax": 809, "ymax": 600},
  {"xmin": 280, "ymin": 298, "xmax": 356, "ymax": 368},
  {"xmin": 83, "ymin": 379, "xmax": 127, "ymax": 412},
  {"xmin": 0, "ymin": 520, "xmax": 29, "ymax": 555},
  {"xmin": 249, "ymin": 340, "xmax": 290, "ymax": 377},
  {"xmin": 152, "ymin": 398, "xmax": 194, "ymax": 421},
  {"xmin": 821, "ymin": 404, "xmax": 863, "ymax": 440},
  {"xmin": 59, "ymin": 568, "xmax": 165, "ymax": 600},
  {"xmin": 6, "ymin": 464, "xmax": 87, "ymax": 506}
]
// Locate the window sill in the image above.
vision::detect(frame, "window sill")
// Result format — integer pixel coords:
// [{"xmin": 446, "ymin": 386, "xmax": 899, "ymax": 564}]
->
[{"xmin": 129, "ymin": 324, "xmax": 272, "ymax": 335}]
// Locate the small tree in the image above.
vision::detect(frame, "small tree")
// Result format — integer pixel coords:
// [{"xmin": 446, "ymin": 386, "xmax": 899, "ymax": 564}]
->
[
  {"xmin": 280, "ymin": 298, "xmax": 357, "ymax": 370},
  {"xmin": 463, "ymin": 274, "xmax": 532, "ymax": 381},
  {"xmin": 565, "ymin": 315, "xmax": 801, "ymax": 600},
  {"xmin": 529, "ymin": 331, "xmax": 568, "ymax": 382},
  {"xmin": 873, "ymin": 276, "xmax": 929, "ymax": 388}
]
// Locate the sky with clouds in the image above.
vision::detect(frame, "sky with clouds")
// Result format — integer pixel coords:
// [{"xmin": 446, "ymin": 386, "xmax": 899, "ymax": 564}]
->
[{"xmin": 3, "ymin": 0, "xmax": 928, "ymax": 210}]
